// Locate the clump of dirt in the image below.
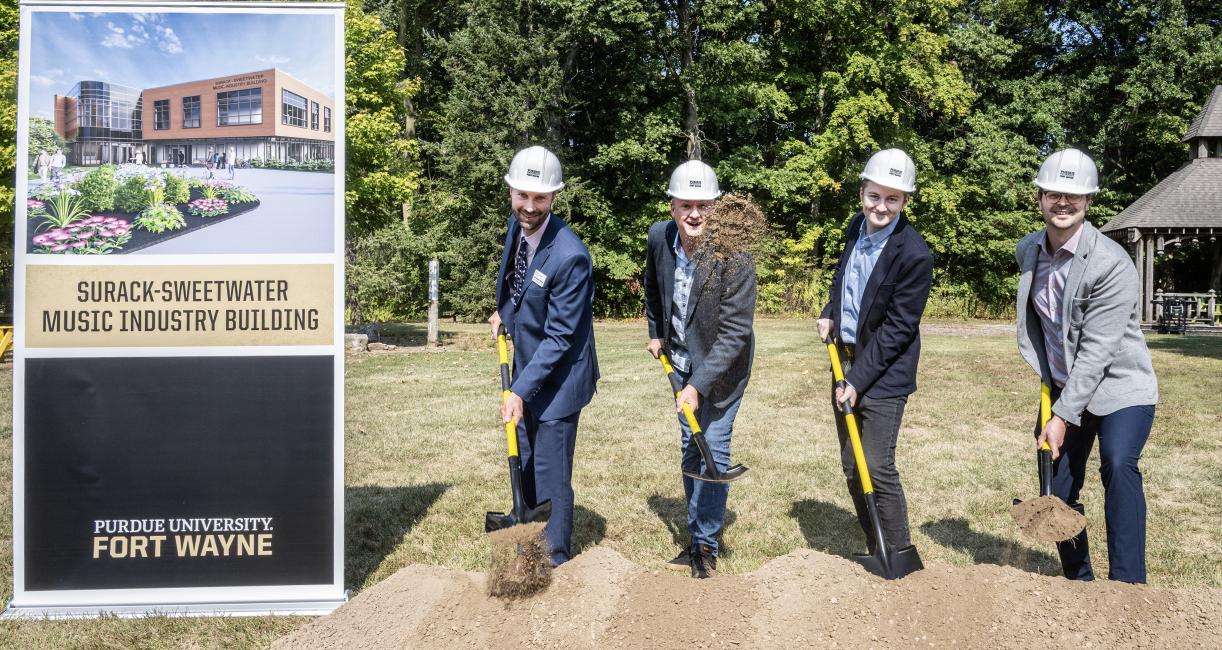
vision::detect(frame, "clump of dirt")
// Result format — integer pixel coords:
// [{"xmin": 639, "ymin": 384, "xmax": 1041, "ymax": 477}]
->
[
  {"xmin": 274, "ymin": 546, "xmax": 1222, "ymax": 649},
  {"xmin": 1011, "ymin": 495, "xmax": 1087, "ymax": 543},
  {"xmin": 696, "ymin": 193, "xmax": 768, "ymax": 265},
  {"xmin": 486, "ymin": 522, "xmax": 552, "ymax": 598}
]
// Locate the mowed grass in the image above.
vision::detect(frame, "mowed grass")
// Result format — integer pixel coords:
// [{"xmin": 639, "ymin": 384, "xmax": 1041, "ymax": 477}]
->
[{"xmin": 1, "ymin": 320, "xmax": 1220, "ymax": 648}]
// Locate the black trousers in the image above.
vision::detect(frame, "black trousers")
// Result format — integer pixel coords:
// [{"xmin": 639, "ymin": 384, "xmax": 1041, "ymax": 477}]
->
[{"xmin": 832, "ymin": 360, "xmax": 913, "ymax": 550}]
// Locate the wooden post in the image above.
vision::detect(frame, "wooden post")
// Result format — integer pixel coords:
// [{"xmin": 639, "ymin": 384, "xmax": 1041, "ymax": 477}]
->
[
  {"xmin": 427, "ymin": 258, "xmax": 439, "ymax": 346},
  {"xmin": 1144, "ymin": 237, "xmax": 1155, "ymax": 322}
]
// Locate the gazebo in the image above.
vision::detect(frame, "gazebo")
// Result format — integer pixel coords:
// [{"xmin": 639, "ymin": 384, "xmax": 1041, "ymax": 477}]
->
[{"xmin": 1101, "ymin": 85, "xmax": 1222, "ymax": 325}]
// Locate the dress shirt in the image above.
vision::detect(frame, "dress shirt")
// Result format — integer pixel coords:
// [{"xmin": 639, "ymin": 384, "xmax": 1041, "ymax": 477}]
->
[
  {"xmin": 1032, "ymin": 226, "xmax": 1083, "ymax": 388},
  {"xmin": 669, "ymin": 232, "xmax": 696, "ymax": 372},
  {"xmin": 521, "ymin": 214, "xmax": 551, "ymax": 266},
  {"xmin": 840, "ymin": 215, "xmax": 900, "ymax": 345}
]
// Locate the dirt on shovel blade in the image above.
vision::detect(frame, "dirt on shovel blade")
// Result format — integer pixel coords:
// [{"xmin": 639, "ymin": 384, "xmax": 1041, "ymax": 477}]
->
[
  {"xmin": 1011, "ymin": 495, "xmax": 1087, "ymax": 543},
  {"xmin": 486, "ymin": 521, "xmax": 552, "ymax": 598}
]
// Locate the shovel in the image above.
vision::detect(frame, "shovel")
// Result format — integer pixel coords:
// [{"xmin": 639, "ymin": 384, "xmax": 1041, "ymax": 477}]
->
[
  {"xmin": 826, "ymin": 341, "xmax": 923, "ymax": 580},
  {"xmin": 656, "ymin": 352, "xmax": 749, "ymax": 483},
  {"xmin": 485, "ymin": 326, "xmax": 552, "ymax": 533},
  {"xmin": 1010, "ymin": 383, "xmax": 1086, "ymax": 542}
]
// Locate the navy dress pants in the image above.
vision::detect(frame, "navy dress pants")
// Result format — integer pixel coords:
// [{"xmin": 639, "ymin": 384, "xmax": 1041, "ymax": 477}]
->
[
  {"xmin": 516, "ymin": 409, "xmax": 580, "ymax": 566},
  {"xmin": 1042, "ymin": 389, "xmax": 1155, "ymax": 583}
]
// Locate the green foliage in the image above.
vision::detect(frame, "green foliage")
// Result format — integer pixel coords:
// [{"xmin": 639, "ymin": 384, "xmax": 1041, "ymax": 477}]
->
[
  {"xmin": 26, "ymin": 116, "xmax": 63, "ymax": 158},
  {"xmin": 115, "ymin": 175, "xmax": 147, "ymax": 213},
  {"xmin": 135, "ymin": 203, "xmax": 186, "ymax": 234},
  {"xmin": 248, "ymin": 158, "xmax": 335, "ymax": 172},
  {"xmin": 76, "ymin": 164, "xmax": 118, "ymax": 212},
  {"xmin": 162, "ymin": 172, "xmax": 190, "ymax": 204},
  {"xmin": 349, "ymin": 221, "xmax": 438, "ymax": 321},
  {"xmin": 36, "ymin": 185, "xmax": 90, "ymax": 231},
  {"xmin": 220, "ymin": 186, "xmax": 257, "ymax": 204}
]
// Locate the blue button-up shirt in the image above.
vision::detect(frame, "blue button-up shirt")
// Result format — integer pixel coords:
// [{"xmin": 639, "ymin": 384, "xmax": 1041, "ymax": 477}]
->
[
  {"xmin": 840, "ymin": 216, "xmax": 900, "ymax": 345},
  {"xmin": 669, "ymin": 233, "xmax": 695, "ymax": 372}
]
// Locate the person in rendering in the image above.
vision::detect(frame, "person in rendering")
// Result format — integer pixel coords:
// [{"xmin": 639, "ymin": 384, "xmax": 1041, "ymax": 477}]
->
[
  {"xmin": 488, "ymin": 145, "xmax": 599, "ymax": 566},
  {"xmin": 1015, "ymin": 148, "xmax": 1158, "ymax": 583},
  {"xmin": 228, "ymin": 146, "xmax": 237, "ymax": 180},
  {"xmin": 34, "ymin": 150, "xmax": 50, "ymax": 182},
  {"xmin": 644, "ymin": 160, "xmax": 756, "ymax": 579},
  {"xmin": 49, "ymin": 148, "xmax": 65, "ymax": 181},
  {"xmin": 817, "ymin": 148, "xmax": 933, "ymax": 558}
]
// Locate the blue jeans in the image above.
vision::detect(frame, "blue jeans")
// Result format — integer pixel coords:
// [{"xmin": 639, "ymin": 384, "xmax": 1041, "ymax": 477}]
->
[
  {"xmin": 674, "ymin": 367, "xmax": 741, "ymax": 555},
  {"xmin": 1043, "ymin": 388, "xmax": 1155, "ymax": 583}
]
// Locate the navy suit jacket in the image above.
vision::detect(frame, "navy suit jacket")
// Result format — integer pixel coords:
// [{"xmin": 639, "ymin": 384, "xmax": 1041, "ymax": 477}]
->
[
  {"xmin": 820, "ymin": 212, "xmax": 933, "ymax": 398},
  {"xmin": 643, "ymin": 220, "xmax": 756, "ymax": 409},
  {"xmin": 496, "ymin": 214, "xmax": 599, "ymax": 420}
]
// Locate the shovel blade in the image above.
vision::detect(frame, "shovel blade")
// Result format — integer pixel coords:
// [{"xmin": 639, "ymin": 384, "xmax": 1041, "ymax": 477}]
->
[
  {"xmin": 854, "ymin": 544, "xmax": 923, "ymax": 580},
  {"xmin": 682, "ymin": 463, "xmax": 749, "ymax": 484},
  {"xmin": 484, "ymin": 500, "xmax": 553, "ymax": 534},
  {"xmin": 524, "ymin": 500, "xmax": 552, "ymax": 524}
]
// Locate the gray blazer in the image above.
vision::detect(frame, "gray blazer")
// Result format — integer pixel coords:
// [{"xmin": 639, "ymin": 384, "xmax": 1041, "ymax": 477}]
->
[
  {"xmin": 644, "ymin": 220, "xmax": 756, "ymax": 409},
  {"xmin": 1016, "ymin": 221, "xmax": 1158, "ymax": 425}
]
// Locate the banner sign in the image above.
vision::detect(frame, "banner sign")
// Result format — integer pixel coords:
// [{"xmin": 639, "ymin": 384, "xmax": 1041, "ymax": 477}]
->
[{"xmin": 7, "ymin": 1, "xmax": 347, "ymax": 617}]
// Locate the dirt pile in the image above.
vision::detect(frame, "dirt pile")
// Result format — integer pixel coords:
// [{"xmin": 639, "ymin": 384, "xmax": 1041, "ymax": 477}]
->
[
  {"xmin": 275, "ymin": 545, "xmax": 1222, "ymax": 649},
  {"xmin": 1012, "ymin": 495, "xmax": 1087, "ymax": 543}
]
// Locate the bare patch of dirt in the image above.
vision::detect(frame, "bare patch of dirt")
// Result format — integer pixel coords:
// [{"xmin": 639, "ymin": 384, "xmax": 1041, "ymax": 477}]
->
[
  {"xmin": 1012, "ymin": 495, "xmax": 1087, "ymax": 543},
  {"xmin": 275, "ymin": 545, "xmax": 1222, "ymax": 649}
]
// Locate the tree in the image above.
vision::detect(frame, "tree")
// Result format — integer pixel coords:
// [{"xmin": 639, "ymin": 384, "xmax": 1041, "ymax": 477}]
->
[{"xmin": 26, "ymin": 117, "xmax": 63, "ymax": 160}]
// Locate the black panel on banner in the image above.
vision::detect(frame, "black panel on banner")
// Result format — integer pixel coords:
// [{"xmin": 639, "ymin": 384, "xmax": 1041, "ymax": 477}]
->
[{"xmin": 24, "ymin": 356, "xmax": 334, "ymax": 591}]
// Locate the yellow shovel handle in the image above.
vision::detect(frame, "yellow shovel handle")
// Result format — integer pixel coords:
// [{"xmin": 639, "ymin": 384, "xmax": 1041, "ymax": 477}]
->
[
  {"xmin": 497, "ymin": 331, "xmax": 520, "ymax": 458},
  {"xmin": 826, "ymin": 342, "xmax": 874, "ymax": 494},
  {"xmin": 658, "ymin": 353, "xmax": 703, "ymax": 435},
  {"xmin": 1038, "ymin": 382, "xmax": 1052, "ymax": 452}
]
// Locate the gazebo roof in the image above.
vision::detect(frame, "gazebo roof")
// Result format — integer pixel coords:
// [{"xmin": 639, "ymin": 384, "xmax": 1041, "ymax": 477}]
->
[
  {"xmin": 1183, "ymin": 85, "xmax": 1222, "ymax": 141},
  {"xmin": 1101, "ymin": 158, "xmax": 1222, "ymax": 232}
]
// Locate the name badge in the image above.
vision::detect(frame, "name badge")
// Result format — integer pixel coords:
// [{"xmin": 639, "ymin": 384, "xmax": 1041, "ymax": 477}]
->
[{"xmin": 532, "ymin": 270, "xmax": 547, "ymax": 287}]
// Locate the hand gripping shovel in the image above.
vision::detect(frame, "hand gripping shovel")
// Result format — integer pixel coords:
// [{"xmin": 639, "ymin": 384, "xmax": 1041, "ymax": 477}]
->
[
  {"xmin": 485, "ymin": 326, "xmax": 552, "ymax": 533},
  {"xmin": 657, "ymin": 352, "xmax": 748, "ymax": 483},
  {"xmin": 1010, "ymin": 383, "xmax": 1086, "ymax": 542},
  {"xmin": 826, "ymin": 341, "xmax": 923, "ymax": 580}
]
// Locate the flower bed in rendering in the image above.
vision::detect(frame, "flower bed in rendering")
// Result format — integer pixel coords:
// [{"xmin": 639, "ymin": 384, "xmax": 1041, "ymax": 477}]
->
[{"xmin": 26, "ymin": 164, "xmax": 261, "ymax": 255}]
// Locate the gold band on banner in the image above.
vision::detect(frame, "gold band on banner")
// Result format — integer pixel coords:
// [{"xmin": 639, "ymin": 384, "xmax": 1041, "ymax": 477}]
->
[{"xmin": 25, "ymin": 265, "xmax": 335, "ymax": 348}]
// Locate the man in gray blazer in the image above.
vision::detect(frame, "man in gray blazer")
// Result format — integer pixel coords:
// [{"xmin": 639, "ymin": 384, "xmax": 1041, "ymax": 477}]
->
[
  {"xmin": 1016, "ymin": 148, "xmax": 1158, "ymax": 583},
  {"xmin": 644, "ymin": 160, "xmax": 756, "ymax": 579}
]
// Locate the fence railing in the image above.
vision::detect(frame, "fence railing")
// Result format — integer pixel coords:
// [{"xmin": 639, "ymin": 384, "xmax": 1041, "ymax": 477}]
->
[{"xmin": 1152, "ymin": 290, "xmax": 1218, "ymax": 325}]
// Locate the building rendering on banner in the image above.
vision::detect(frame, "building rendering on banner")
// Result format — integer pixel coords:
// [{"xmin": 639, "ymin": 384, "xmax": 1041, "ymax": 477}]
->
[{"xmin": 53, "ymin": 68, "xmax": 335, "ymax": 166}]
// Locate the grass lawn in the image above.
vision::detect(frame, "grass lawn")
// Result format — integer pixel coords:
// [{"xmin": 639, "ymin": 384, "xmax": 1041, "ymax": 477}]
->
[{"xmin": 1, "ymin": 319, "xmax": 1219, "ymax": 648}]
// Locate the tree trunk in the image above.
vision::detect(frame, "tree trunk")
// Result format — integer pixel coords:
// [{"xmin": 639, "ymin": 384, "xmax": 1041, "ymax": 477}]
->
[{"xmin": 678, "ymin": 0, "xmax": 701, "ymax": 160}]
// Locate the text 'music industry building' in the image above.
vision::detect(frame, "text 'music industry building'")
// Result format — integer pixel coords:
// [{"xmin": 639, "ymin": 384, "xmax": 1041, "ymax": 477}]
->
[{"xmin": 53, "ymin": 68, "xmax": 335, "ymax": 167}]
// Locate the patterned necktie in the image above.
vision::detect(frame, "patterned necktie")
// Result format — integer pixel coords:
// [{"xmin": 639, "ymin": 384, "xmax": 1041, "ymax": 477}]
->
[{"xmin": 511, "ymin": 235, "xmax": 529, "ymax": 305}]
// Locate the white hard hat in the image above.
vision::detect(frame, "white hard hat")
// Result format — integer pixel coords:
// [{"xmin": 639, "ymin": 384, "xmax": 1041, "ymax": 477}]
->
[
  {"xmin": 504, "ymin": 146, "xmax": 565, "ymax": 193},
  {"xmin": 859, "ymin": 148, "xmax": 917, "ymax": 194},
  {"xmin": 666, "ymin": 160, "xmax": 722, "ymax": 201},
  {"xmin": 1034, "ymin": 148, "xmax": 1099, "ymax": 195}
]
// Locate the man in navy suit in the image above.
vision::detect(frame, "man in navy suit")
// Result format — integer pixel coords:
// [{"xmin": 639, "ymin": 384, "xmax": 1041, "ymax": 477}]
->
[
  {"xmin": 644, "ymin": 160, "xmax": 756, "ymax": 578},
  {"xmin": 488, "ymin": 145, "xmax": 599, "ymax": 566},
  {"xmin": 817, "ymin": 149, "xmax": 933, "ymax": 556}
]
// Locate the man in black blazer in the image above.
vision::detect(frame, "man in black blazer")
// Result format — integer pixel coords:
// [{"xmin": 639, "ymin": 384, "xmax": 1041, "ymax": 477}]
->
[
  {"xmin": 644, "ymin": 160, "xmax": 756, "ymax": 578},
  {"xmin": 488, "ymin": 146, "xmax": 599, "ymax": 565},
  {"xmin": 817, "ymin": 149, "xmax": 933, "ymax": 555}
]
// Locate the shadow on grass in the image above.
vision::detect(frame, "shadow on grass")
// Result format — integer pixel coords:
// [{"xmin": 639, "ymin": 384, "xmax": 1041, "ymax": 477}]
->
[
  {"xmin": 1146, "ymin": 335, "xmax": 1222, "ymax": 361},
  {"xmin": 573, "ymin": 504, "xmax": 607, "ymax": 556},
  {"xmin": 647, "ymin": 494, "xmax": 738, "ymax": 555},
  {"xmin": 919, "ymin": 517, "xmax": 1061, "ymax": 575},
  {"xmin": 345, "ymin": 482, "xmax": 449, "ymax": 589},
  {"xmin": 789, "ymin": 498, "xmax": 865, "ymax": 560}
]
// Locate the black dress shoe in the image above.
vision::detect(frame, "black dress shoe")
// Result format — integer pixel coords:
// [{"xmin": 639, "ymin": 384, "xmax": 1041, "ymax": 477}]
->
[
  {"xmin": 665, "ymin": 548, "xmax": 690, "ymax": 572},
  {"xmin": 690, "ymin": 543, "xmax": 717, "ymax": 579}
]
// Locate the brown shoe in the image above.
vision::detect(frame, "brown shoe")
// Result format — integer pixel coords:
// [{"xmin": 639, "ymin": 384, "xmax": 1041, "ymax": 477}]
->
[
  {"xmin": 690, "ymin": 544, "xmax": 717, "ymax": 579},
  {"xmin": 664, "ymin": 548, "xmax": 690, "ymax": 572}
]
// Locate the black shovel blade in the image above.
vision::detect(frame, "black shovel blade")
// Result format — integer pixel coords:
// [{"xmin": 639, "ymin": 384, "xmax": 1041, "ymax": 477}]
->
[
  {"xmin": 854, "ymin": 544, "xmax": 923, "ymax": 580},
  {"xmin": 682, "ymin": 463, "xmax": 750, "ymax": 484},
  {"xmin": 484, "ymin": 500, "xmax": 553, "ymax": 534}
]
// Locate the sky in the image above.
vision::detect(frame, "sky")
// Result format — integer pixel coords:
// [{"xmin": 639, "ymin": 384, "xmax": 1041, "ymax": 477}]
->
[{"xmin": 27, "ymin": 10, "xmax": 337, "ymax": 120}]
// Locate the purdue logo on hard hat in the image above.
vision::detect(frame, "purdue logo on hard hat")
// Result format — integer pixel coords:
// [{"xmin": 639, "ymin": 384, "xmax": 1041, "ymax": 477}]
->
[
  {"xmin": 689, "ymin": 180, "xmax": 702, "ymax": 187},
  {"xmin": 1059, "ymin": 170, "xmax": 1075, "ymax": 179},
  {"xmin": 889, "ymin": 168, "xmax": 903, "ymax": 177},
  {"xmin": 527, "ymin": 169, "xmax": 541, "ymax": 178}
]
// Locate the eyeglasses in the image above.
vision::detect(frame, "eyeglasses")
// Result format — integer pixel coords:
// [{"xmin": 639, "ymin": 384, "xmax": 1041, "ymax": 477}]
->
[{"xmin": 1042, "ymin": 192, "xmax": 1088, "ymax": 204}]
